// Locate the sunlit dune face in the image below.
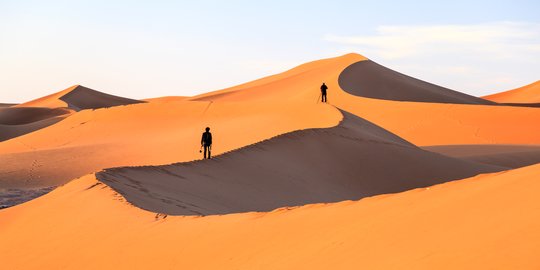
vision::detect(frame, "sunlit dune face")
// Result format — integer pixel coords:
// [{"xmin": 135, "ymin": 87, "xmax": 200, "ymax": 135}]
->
[{"xmin": 483, "ymin": 80, "xmax": 540, "ymax": 104}]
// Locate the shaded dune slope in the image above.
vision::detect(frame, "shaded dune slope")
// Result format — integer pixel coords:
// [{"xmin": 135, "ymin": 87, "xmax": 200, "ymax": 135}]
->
[
  {"xmin": 0, "ymin": 107, "xmax": 71, "ymax": 125},
  {"xmin": 0, "ymin": 85, "xmax": 143, "ymax": 141},
  {"xmin": 97, "ymin": 111, "xmax": 504, "ymax": 215},
  {"xmin": 423, "ymin": 144, "xmax": 540, "ymax": 169},
  {"xmin": 338, "ymin": 60, "xmax": 494, "ymax": 104},
  {"xmin": 17, "ymin": 85, "xmax": 144, "ymax": 111},
  {"xmin": 58, "ymin": 85, "xmax": 144, "ymax": 110},
  {"xmin": 0, "ymin": 107, "xmax": 72, "ymax": 142}
]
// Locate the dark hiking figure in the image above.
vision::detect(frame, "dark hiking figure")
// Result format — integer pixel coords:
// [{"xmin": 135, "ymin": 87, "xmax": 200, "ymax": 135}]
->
[
  {"xmin": 320, "ymin": 83, "xmax": 328, "ymax": 103},
  {"xmin": 201, "ymin": 127, "xmax": 212, "ymax": 159}
]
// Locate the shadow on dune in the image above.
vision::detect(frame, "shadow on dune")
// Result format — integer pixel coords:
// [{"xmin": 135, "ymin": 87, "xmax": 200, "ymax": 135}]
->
[
  {"xmin": 338, "ymin": 60, "xmax": 495, "ymax": 105},
  {"xmin": 423, "ymin": 144, "xmax": 540, "ymax": 169},
  {"xmin": 59, "ymin": 85, "xmax": 144, "ymax": 111},
  {"xmin": 0, "ymin": 107, "xmax": 72, "ymax": 142},
  {"xmin": 97, "ymin": 110, "xmax": 506, "ymax": 216}
]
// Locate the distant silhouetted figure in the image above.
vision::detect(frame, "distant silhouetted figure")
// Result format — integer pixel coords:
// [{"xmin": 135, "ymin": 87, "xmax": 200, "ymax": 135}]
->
[
  {"xmin": 201, "ymin": 127, "xmax": 212, "ymax": 159},
  {"xmin": 320, "ymin": 83, "xmax": 328, "ymax": 103}
]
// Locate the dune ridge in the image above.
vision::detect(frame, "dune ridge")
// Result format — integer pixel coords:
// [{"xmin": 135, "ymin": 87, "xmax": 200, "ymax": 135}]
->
[
  {"xmin": 338, "ymin": 60, "xmax": 494, "ymax": 104},
  {"xmin": 483, "ymin": 80, "xmax": 540, "ymax": 104},
  {"xmin": 96, "ymin": 110, "xmax": 504, "ymax": 215},
  {"xmin": 17, "ymin": 85, "xmax": 144, "ymax": 110},
  {"xmin": 0, "ymin": 107, "xmax": 73, "ymax": 142}
]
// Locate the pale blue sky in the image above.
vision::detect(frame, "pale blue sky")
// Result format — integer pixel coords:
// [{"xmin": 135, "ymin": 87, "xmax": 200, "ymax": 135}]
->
[{"xmin": 1, "ymin": 0, "xmax": 539, "ymax": 102}]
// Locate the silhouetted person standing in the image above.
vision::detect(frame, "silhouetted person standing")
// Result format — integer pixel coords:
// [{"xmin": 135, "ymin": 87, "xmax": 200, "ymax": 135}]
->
[
  {"xmin": 201, "ymin": 127, "xmax": 212, "ymax": 159},
  {"xmin": 320, "ymin": 82, "xmax": 328, "ymax": 103}
]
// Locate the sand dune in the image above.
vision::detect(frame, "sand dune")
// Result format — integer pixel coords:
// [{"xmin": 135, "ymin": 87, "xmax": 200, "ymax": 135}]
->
[
  {"xmin": 0, "ymin": 55, "xmax": 360, "ymax": 192},
  {"xmin": 336, "ymin": 95, "xmax": 540, "ymax": 145},
  {"xmin": 189, "ymin": 53, "xmax": 368, "ymax": 102},
  {"xmin": 2, "ymin": 162, "xmax": 540, "ymax": 269},
  {"xmin": 17, "ymin": 85, "xmax": 144, "ymax": 110},
  {"xmin": 0, "ymin": 107, "xmax": 71, "ymax": 125},
  {"xmin": 2, "ymin": 53, "xmax": 540, "ymax": 204},
  {"xmin": 96, "ymin": 110, "xmax": 503, "ymax": 215},
  {"xmin": 58, "ymin": 85, "xmax": 144, "ymax": 110},
  {"xmin": 186, "ymin": 54, "xmax": 540, "ymax": 145},
  {"xmin": 483, "ymin": 80, "xmax": 540, "ymax": 104},
  {"xmin": 1, "ymin": 52, "xmax": 540, "ymax": 268},
  {"xmin": 0, "ymin": 85, "xmax": 143, "ymax": 141},
  {"xmin": 0, "ymin": 100, "xmax": 340, "ymax": 190},
  {"xmin": 0, "ymin": 107, "xmax": 73, "ymax": 141},
  {"xmin": 423, "ymin": 144, "xmax": 540, "ymax": 168},
  {"xmin": 15, "ymin": 85, "xmax": 77, "ymax": 108},
  {"xmin": 338, "ymin": 60, "xmax": 494, "ymax": 104},
  {"xmin": 0, "ymin": 103, "xmax": 17, "ymax": 107}
]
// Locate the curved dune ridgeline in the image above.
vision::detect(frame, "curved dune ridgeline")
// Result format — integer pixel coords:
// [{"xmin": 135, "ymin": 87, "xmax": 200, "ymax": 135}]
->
[
  {"xmin": 338, "ymin": 60, "xmax": 494, "ymax": 104},
  {"xmin": 96, "ymin": 111, "xmax": 504, "ymax": 215}
]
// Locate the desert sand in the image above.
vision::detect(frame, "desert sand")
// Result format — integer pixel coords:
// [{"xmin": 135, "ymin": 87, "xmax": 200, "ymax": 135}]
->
[
  {"xmin": 0, "ymin": 85, "xmax": 144, "ymax": 142},
  {"xmin": 96, "ymin": 111, "xmax": 501, "ymax": 215},
  {"xmin": 338, "ymin": 60, "xmax": 494, "ymax": 104},
  {"xmin": 16, "ymin": 85, "xmax": 144, "ymax": 110},
  {"xmin": 2, "ymin": 163, "xmax": 540, "ymax": 269},
  {"xmin": 1, "ymin": 52, "xmax": 540, "ymax": 269},
  {"xmin": 0, "ymin": 106, "xmax": 73, "ymax": 141},
  {"xmin": 483, "ymin": 80, "xmax": 540, "ymax": 104},
  {"xmin": 423, "ymin": 144, "xmax": 540, "ymax": 168}
]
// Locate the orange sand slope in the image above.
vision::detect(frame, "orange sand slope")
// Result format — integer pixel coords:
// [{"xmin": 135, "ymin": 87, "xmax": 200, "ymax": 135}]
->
[
  {"xmin": 2, "ymin": 162, "xmax": 540, "ymax": 269},
  {"xmin": 483, "ymin": 80, "xmax": 540, "ymax": 104}
]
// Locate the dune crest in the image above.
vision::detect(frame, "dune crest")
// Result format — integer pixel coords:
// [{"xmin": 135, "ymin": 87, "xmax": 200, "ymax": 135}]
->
[
  {"xmin": 96, "ymin": 110, "xmax": 503, "ymax": 215},
  {"xmin": 338, "ymin": 60, "xmax": 494, "ymax": 104},
  {"xmin": 483, "ymin": 80, "xmax": 540, "ymax": 104},
  {"xmin": 17, "ymin": 85, "xmax": 144, "ymax": 111}
]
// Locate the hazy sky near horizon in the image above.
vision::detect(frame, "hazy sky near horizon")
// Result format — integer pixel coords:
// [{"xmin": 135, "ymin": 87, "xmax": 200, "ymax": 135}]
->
[{"xmin": 1, "ymin": 0, "xmax": 539, "ymax": 102}]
